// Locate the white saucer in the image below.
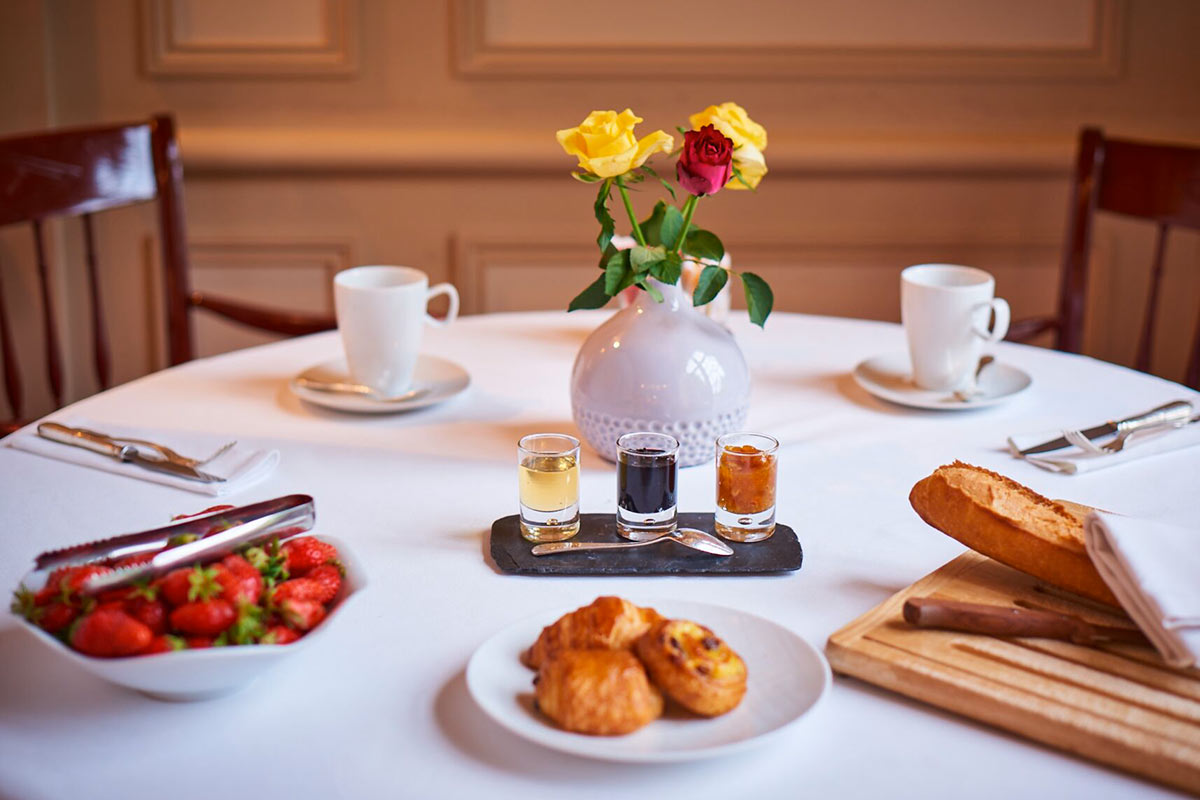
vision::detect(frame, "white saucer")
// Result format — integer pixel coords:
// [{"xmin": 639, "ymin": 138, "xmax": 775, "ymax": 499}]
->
[
  {"xmin": 851, "ymin": 352, "xmax": 1031, "ymax": 410},
  {"xmin": 289, "ymin": 355, "xmax": 470, "ymax": 414}
]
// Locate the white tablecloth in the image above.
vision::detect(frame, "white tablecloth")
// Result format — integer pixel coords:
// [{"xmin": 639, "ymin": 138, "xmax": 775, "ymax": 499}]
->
[{"xmin": 1, "ymin": 311, "xmax": 1196, "ymax": 800}]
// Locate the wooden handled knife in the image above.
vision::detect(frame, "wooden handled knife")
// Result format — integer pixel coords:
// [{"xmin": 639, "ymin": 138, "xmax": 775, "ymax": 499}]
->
[{"xmin": 903, "ymin": 597, "xmax": 1149, "ymax": 646}]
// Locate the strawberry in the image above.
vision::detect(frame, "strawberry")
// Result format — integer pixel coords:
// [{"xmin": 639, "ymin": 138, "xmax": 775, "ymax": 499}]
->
[
  {"xmin": 305, "ymin": 563, "xmax": 342, "ymax": 604},
  {"xmin": 41, "ymin": 565, "xmax": 112, "ymax": 605},
  {"xmin": 125, "ymin": 596, "xmax": 168, "ymax": 635},
  {"xmin": 185, "ymin": 636, "xmax": 214, "ymax": 649},
  {"xmin": 70, "ymin": 608, "xmax": 153, "ymax": 657},
  {"xmin": 272, "ymin": 577, "xmax": 325, "ymax": 604},
  {"xmin": 226, "ymin": 602, "xmax": 265, "ymax": 645},
  {"xmin": 279, "ymin": 599, "xmax": 325, "ymax": 631},
  {"xmin": 261, "ymin": 625, "xmax": 299, "ymax": 645},
  {"xmin": 215, "ymin": 555, "xmax": 262, "ymax": 604},
  {"xmin": 159, "ymin": 565, "xmax": 221, "ymax": 606},
  {"xmin": 38, "ymin": 602, "xmax": 80, "ymax": 634},
  {"xmin": 141, "ymin": 634, "xmax": 186, "ymax": 655},
  {"xmin": 281, "ymin": 537, "xmax": 339, "ymax": 576},
  {"xmin": 170, "ymin": 504, "xmax": 235, "ymax": 522},
  {"xmin": 169, "ymin": 599, "xmax": 235, "ymax": 636}
]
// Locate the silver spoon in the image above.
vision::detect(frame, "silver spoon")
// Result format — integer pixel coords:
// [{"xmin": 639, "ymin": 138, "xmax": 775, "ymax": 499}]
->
[
  {"xmin": 531, "ymin": 528, "xmax": 734, "ymax": 556},
  {"xmin": 295, "ymin": 376, "xmax": 429, "ymax": 403},
  {"xmin": 951, "ymin": 355, "xmax": 995, "ymax": 403}
]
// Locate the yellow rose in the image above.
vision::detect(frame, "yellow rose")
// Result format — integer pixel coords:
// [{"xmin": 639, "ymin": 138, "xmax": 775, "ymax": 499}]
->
[
  {"xmin": 556, "ymin": 109, "xmax": 674, "ymax": 179},
  {"xmin": 688, "ymin": 103, "xmax": 768, "ymax": 190}
]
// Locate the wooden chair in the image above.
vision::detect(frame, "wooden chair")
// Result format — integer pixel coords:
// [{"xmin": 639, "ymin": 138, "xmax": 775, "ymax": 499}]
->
[
  {"xmin": 1007, "ymin": 127, "xmax": 1200, "ymax": 389},
  {"xmin": 0, "ymin": 114, "xmax": 334, "ymax": 432}
]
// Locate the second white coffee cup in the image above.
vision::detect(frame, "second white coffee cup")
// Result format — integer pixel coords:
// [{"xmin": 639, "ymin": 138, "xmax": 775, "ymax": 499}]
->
[
  {"xmin": 901, "ymin": 264, "xmax": 1010, "ymax": 391},
  {"xmin": 334, "ymin": 266, "xmax": 460, "ymax": 396}
]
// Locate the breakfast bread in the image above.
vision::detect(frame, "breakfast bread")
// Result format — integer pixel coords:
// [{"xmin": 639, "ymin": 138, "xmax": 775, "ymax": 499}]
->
[
  {"xmin": 534, "ymin": 648, "xmax": 663, "ymax": 735},
  {"xmin": 635, "ymin": 618, "xmax": 747, "ymax": 717},
  {"xmin": 908, "ymin": 461, "xmax": 1117, "ymax": 606},
  {"xmin": 521, "ymin": 596, "xmax": 663, "ymax": 670}
]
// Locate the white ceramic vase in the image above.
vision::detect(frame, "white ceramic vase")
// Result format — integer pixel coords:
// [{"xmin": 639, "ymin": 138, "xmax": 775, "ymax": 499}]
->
[{"xmin": 570, "ymin": 279, "xmax": 750, "ymax": 467}]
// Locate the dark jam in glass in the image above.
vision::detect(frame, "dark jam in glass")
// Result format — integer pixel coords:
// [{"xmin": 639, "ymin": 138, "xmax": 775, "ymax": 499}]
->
[{"xmin": 617, "ymin": 448, "xmax": 678, "ymax": 514}]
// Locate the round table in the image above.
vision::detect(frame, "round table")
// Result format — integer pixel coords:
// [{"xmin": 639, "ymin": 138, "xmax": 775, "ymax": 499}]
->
[{"xmin": 1, "ymin": 311, "xmax": 1196, "ymax": 800}]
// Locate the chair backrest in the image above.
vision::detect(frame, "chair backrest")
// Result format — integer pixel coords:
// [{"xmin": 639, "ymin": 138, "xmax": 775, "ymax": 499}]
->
[
  {"xmin": 1055, "ymin": 127, "xmax": 1200, "ymax": 388},
  {"xmin": 0, "ymin": 115, "xmax": 194, "ymax": 426}
]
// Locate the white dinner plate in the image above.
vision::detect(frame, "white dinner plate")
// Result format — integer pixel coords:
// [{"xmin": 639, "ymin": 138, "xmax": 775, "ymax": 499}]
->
[
  {"xmin": 289, "ymin": 355, "xmax": 470, "ymax": 414},
  {"xmin": 852, "ymin": 352, "xmax": 1032, "ymax": 411},
  {"xmin": 465, "ymin": 599, "xmax": 831, "ymax": 762}
]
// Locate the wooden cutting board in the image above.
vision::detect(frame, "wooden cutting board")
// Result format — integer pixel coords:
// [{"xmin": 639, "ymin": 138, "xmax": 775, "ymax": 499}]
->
[{"xmin": 826, "ymin": 551, "xmax": 1200, "ymax": 795}]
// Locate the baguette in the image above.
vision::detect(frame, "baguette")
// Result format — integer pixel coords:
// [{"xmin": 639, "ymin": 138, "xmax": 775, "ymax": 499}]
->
[{"xmin": 909, "ymin": 461, "xmax": 1118, "ymax": 606}]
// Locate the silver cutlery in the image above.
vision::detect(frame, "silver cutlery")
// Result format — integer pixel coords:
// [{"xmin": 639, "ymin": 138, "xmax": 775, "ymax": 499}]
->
[
  {"xmin": 1018, "ymin": 400, "xmax": 1194, "ymax": 456},
  {"xmin": 1099, "ymin": 413, "xmax": 1199, "ymax": 454},
  {"xmin": 295, "ymin": 376, "xmax": 430, "ymax": 403},
  {"xmin": 72, "ymin": 427, "xmax": 235, "ymax": 468},
  {"xmin": 951, "ymin": 355, "xmax": 995, "ymax": 403},
  {"xmin": 37, "ymin": 422, "xmax": 225, "ymax": 483},
  {"xmin": 531, "ymin": 527, "xmax": 734, "ymax": 557}
]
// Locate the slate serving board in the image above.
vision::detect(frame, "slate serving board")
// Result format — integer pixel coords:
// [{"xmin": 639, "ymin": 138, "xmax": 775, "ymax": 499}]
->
[{"xmin": 490, "ymin": 513, "xmax": 803, "ymax": 576}]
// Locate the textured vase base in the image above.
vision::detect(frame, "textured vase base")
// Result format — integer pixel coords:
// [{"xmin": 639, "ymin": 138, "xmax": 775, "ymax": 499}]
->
[{"xmin": 573, "ymin": 406, "xmax": 749, "ymax": 468}]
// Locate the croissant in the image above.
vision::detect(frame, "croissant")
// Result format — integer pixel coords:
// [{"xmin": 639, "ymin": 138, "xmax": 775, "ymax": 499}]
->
[
  {"xmin": 534, "ymin": 648, "xmax": 663, "ymax": 735},
  {"xmin": 521, "ymin": 596, "xmax": 663, "ymax": 670}
]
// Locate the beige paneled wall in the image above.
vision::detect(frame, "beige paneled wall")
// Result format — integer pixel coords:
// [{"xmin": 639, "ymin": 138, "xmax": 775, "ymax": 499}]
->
[{"xmin": 1, "ymin": 0, "xmax": 1199, "ymax": 420}]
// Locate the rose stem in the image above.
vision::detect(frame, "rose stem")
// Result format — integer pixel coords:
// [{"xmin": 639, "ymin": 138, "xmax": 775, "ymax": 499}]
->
[
  {"xmin": 615, "ymin": 175, "xmax": 647, "ymax": 247},
  {"xmin": 673, "ymin": 194, "xmax": 699, "ymax": 253}
]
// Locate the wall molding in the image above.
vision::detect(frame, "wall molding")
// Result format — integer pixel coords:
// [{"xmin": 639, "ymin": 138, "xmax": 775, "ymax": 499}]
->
[
  {"xmin": 180, "ymin": 127, "xmax": 1075, "ymax": 177},
  {"xmin": 140, "ymin": 0, "xmax": 360, "ymax": 78},
  {"xmin": 452, "ymin": 0, "xmax": 1124, "ymax": 81},
  {"xmin": 188, "ymin": 237, "xmax": 357, "ymax": 310}
]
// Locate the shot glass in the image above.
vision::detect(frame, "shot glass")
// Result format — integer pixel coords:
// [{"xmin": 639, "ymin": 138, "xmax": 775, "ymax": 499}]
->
[
  {"xmin": 517, "ymin": 433, "xmax": 581, "ymax": 543},
  {"xmin": 616, "ymin": 431, "xmax": 679, "ymax": 541},
  {"xmin": 714, "ymin": 432, "xmax": 779, "ymax": 542}
]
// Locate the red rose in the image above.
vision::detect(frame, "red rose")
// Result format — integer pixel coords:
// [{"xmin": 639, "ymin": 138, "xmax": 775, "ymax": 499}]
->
[{"xmin": 676, "ymin": 125, "xmax": 734, "ymax": 196}]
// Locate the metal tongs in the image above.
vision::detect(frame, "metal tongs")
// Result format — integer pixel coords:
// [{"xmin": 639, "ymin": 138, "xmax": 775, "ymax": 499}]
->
[{"xmin": 33, "ymin": 494, "xmax": 315, "ymax": 597}]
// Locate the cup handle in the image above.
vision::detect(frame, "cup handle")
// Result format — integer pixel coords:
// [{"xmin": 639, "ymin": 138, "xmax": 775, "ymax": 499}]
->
[
  {"xmin": 973, "ymin": 297, "xmax": 1011, "ymax": 342},
  {"xmin": 425, "ymin": 283, "xmax": 459, "ymax": 328}
]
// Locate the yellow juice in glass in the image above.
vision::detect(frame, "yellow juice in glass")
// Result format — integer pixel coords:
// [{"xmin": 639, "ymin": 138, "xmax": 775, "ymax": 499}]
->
[{"xmin": 517, "ymin": 435, "xmax": 581, "ymax": 542}]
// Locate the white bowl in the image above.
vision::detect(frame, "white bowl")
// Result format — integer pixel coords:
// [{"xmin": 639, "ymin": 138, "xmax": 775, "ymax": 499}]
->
[{"xmin": 15, "ymin": 535, "xmax": 367, "ymax": 702}]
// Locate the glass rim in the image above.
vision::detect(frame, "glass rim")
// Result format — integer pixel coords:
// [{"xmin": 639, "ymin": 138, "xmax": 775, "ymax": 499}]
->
[
  {"xmin": 716, "ymin": 431, "xmax": 780, "ymax": 455},
  {"xmin": 615, "ymin": 430, "xmax": 680, "ymax": 456},
  {"xmin": 518, "ymin": 432, "xmax": 580, "ymax": 455}
]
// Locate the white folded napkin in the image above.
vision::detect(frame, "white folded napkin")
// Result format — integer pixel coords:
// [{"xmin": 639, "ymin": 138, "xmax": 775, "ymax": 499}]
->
[
  {"xmin": 1085, "ymin": 511, "xmax": 1200, "ymax": 668},
  {"xmin": 1007, "ymin": 421, "xmax": 1200, "ymax": 474},
  {"xmin": 6, "ymin": 418, "xmax": 279, "ymax": 496}
]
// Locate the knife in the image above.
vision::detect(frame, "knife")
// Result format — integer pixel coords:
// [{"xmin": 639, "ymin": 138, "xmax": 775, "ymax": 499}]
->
[
  {"xmin": 1017, "ymin": 400, "xmax": 1194, "ymax": 456},
  {"xmin": 37, "ymin": 422, "xmax": 225, "ymax": 483},
  {"xmin": 903, "ymin": 597, "xmax": 1149, "ymax": 646}
]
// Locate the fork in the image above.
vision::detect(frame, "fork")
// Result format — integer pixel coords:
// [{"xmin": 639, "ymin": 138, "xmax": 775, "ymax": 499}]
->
[
  {"xmin": 1099, "ymin": 417, "xmax": 1194, "ymax": 454},
  {"xmin": 76, "ymin": 428, "xmax": 236, "ymax": 468}
]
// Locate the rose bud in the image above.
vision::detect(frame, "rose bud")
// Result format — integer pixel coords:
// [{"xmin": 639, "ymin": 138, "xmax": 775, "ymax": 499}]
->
[{"xmin": 676, "ymin": 125, "xmax": 734, "ymax": 196}]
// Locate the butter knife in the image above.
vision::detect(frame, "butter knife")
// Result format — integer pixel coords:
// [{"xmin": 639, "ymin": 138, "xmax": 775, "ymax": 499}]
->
[
  {"xmin": 37, "ymin": 422, "xmax": 225, "ymax": 483},
  {"xmin": 1017, "ymin": 400, "xmax": 1193, "ymax": 456},
  {"xmin": 903, "ymin": 597, "xmax": 1149, "ymax": 646}
]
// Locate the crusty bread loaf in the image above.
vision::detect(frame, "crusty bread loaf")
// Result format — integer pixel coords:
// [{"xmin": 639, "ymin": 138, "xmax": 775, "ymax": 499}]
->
[{"xmin": 909, "ymin": 461, "xmax": 1117, "ymax": 606}]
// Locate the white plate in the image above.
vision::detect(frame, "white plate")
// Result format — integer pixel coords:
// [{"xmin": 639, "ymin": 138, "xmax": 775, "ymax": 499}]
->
[
  {"xmin": 289, "ymin": 355, "xmax": 470, "ymax": 414},
  {"xmin": 465, "ymin": 599, "xmax": 831, "ymax": 762},
  {"xmin": 852, "ymin": 352, "xmax": 1032, "ymax": 411}
]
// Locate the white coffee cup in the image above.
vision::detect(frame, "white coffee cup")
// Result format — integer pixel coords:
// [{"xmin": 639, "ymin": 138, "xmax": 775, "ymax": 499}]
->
[
  {"xmin": 901, "ymin": 264, "xmax": 1010, "ymax": 390},
  {"xmin": 334, "ymin": 266, "xmax": 460, "ymax": 396}
]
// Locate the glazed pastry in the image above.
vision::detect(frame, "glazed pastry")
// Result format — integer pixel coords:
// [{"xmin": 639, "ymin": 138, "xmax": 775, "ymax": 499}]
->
[
  {"xmin": 534, "ymin": 648, "xmax": 663, "ymax": 735},
  {"xmin": 635, "ymin": 618, "xmax": 747, "ymax": 717},
  {"xmin": 522, "ymin": 595, "xmax": 663, "ymax": 670}
]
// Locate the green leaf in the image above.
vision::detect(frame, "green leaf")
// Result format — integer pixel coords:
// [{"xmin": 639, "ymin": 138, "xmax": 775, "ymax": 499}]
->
[
  {"xmin": 604, "ymin": 249, "xmax": 632, "ymax": 294},
  {"xmin": 593, "ymin": 179, "xmax": 615, "ymax": 252},
  {"xmin": 741, "ymin": 271, "xmax": 774, "ymax": 327},
  {"xmin": 630, "ymin": 244, "xmax": 666, "ymax": 274},
  {"xmin": 596, "ymin": 241, "xmax": 618, "ymax": 269},
  {"xmin": 692, "ymin": 264, "xmax": 728, "ymax": 306},
  {"xmin": 640, "ymin": 202, "xmax": 684, "ymax": 251},
  {"xmin": 650, "ymin": 251, "xmax": 682, "ymax": 285},
  {"xmin": 637, "ymin": 281, "xmax": 663, "ymax": 303},
  {"xmin": 571, "ymin": 171, "xmax": 603, "ymax": 183},
  {"xmin": 683, "ymin": 229, "xmax": 724, "ymax": 263},
  {"xmin": 675, "ymin": 125, "xmax": 689, "ymax": 136},
  {"xmin": 568, "ymin": 274, "xmax": 611, "ymax": 311}
]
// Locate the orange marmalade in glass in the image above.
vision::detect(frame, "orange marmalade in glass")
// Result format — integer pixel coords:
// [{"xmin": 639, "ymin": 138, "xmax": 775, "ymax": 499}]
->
[{"xmin": 717, "ymin": 444, "xmax": 777, "ymax": 514}]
